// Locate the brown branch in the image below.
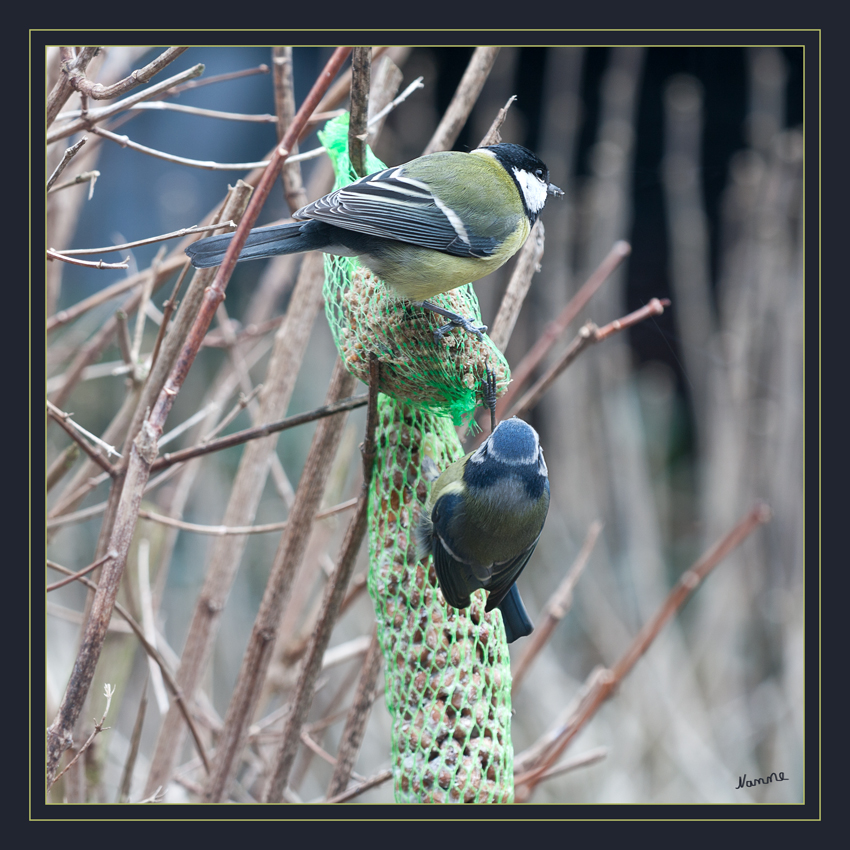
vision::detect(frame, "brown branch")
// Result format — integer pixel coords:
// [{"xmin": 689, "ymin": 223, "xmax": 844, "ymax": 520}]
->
[
  {"xmin": 262, "ymin": 356, "xmax": 381, "ymax": 803},
  {"xmin": 424, "ymin": 46, "xmax": 501, "ymax": 154},
  {"xmin": 46, "ymin": 46, "xmax": 99, "ymax": 128},
  {"xmin": 496, "ymin": 240, "xmax": 632, "ymax": 419},
  {"xmin": 478, "ymin": 95, "xmax": 516, "ymax": 147},
  {"xmin": 44, "ymin": 47, "xmax": 354, "ymax": 790},
  {"xmin": 325, "ymin": 768, "xmax": 394, "ymax": 805},
  {"xmin": 45, "ymin": 401, "xmax": 118, "ymax": 475},
  {"xmin": 47, "ymin": 63, "xmax": 206, "ymax": 144},
  {"xmin": 46, "ymin": 551, "xmax": 116, "ymax": 592},
  {"xmin": 326, "ymin": 628, "xmax": 383, "ymax": 799},
  {"xmin": 44, "ymin": 560, "xmax": 212, "ymax": 776},
  {"xmin": 46, "ymin": 444, "xmax": 80, "ymax": 493},
  {"xmin": 46, "ymin": 249, "xmax": 128, "ymax": 270},
  {"xmin": 348, "ymin": 47, "xmax": 372, "ymax": 178},
  {"xmin": 58, "ymin": 222, "xmax": 236, "ymax": 256},
  {"xmin": 508, "ymin": 298, "xmax": 671, "ymax": 420},
  {"xmin": 66, "ymin": 46, "xmax": 190, "ymax": 101},
  {"xmin": 46, "ymin": 137, "xmax": 87, "ymax": 191},
  {"xmin": 511, "ymin": 520, "xmax": 602, "ymax": 693},
  {"xmin": 203, "ymin": 358, "xmax": 358, "ymax": 802},
  {"xmin": 514, "ymin": 502, "xmax": 772, "ymax": 799},
  {"xmin": 488, "ymin": 219, "xmax": 546, "ymax": 353},
  {"xmin": 272, "ymin": 46, "xmax": 308, "ymax": 213},
  {"xmin": 151, "ymin": 393, "xmax": 368, "ymax": 472}
]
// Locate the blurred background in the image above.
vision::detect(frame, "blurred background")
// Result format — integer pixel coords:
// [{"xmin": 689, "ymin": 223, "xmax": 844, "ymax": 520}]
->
[{"xmin": 45, "ymin": 44, "xmax": 805, "ymax": 805}]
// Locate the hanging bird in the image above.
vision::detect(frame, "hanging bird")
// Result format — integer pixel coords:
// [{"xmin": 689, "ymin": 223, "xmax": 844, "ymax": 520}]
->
[{"xmin": 417, "ymin": 417, "xmax": 549, "ymax": 642}]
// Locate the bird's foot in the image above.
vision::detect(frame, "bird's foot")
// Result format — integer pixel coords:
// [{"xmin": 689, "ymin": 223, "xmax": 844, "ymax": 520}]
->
[
  {"xmin": 420, "ymin": 301, "xmax": 487, "ymax": 342},
  {"xmin": 482, "ymin": 365, "xmax": 498, "ymax": 433}
]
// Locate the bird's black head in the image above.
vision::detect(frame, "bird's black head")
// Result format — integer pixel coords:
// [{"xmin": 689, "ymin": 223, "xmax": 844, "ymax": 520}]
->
[{"xmin": 483, "ymin": 143, "xmax": 564, "ymax": 221}]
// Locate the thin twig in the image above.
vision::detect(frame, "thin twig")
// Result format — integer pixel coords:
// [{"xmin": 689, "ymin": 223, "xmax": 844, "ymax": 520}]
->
[
  {"xmin": 46, "ymin": 551, "xmax": 116, "ymax": 592},
  {"xmin": 133, "ymin": 497, "xmax": 357, "ymax": 536},
  {"xmin": 496, "ymin": 240, "xmax": 632, "ymax": 418},
  {"xmin": 151, "ymin": 393, "xmax": 369, "ymax": 472},
  {"xmin": 511, "ymin": 520, "xmax": 603, "ymax": 692},
  {"xmin": 47, "ymin": 63, "xmax": 206, "ymax": 144},
  {"xmin": 348, "ymin": 47, "xmax": 372, "ymax": 178},
  {"xmin": 509, "ymin": 299, "xmax": 671, "ymax": 420},
  {"xmin": 46, "ymin": 137, "xmax": 87, "ymax": 191},
  {"xmin": 44, "ymin": 561, "xmax": 212, "ymax": 775},
  {"xmin": 66, "ymin": 46, "xmax": 190, "ymax": 101},
  {"xmin": 325, "ymin": 768, "xmax": 393, "ymax": 804},
  {"xmin": 46, "ymin": 50, "xmax": 352, "ymax": 786},
  {"xmin": 424, "ymin": 46, "xmax": 501, "ymax": 154},
  {"xmin": 47, "ymin": 170, "xmax": 101, "ymax": 195},
  {"xmin": 46, "ymin": 249, "xmax": 128, "ymax": 270},
  {"xmin": 261, "ymin": 357, "xmax": 380, "ymax": 803},
  {"xmin": 48, "ymin": 684, "xmax": 116, "ymax": 792},
  {"xmin": 46, "ymin": 401, "xmax": 120, "ymax": 473},
  {"xmin": 58, "ymin": 222, "xmax": 237, "ymax": 256},
  {"xmin": 326, "ymin": 628, "xmax": 383, "ymax": 798},
  {"xmin": 478, "ymin": 95, "xmax": 516, "ymax": 147},
  {"xmin": 89, "ymin": 124, "xmax": 277, "ymax": 171},
  {"xmin": 514, "ymin": 502, "xmax": 772, "ymax": 799}
]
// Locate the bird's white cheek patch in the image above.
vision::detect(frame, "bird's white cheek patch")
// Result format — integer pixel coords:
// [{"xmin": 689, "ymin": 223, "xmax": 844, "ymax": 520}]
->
[{"xmin": 512, "ymin": 168, "xmax": 549, "ymax": 214}]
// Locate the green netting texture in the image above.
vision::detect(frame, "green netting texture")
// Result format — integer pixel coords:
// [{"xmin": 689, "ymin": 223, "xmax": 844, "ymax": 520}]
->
[
  {"xmin": 319, "ymin": 115, "xmax": 510, "ymax": 426},
  {"xmin": 368, "ymin": 395, "xmax": 515, "ymax": 803}
]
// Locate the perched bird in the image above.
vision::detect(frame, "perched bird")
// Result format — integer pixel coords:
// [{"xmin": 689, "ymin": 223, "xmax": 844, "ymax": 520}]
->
[
  {"xmin": 417, "ymin": 417, "xmax": 550, "ymax": 642},
  {"xmin": 186, "ymin": 143, "xmax": 562, "ymax": 338}
]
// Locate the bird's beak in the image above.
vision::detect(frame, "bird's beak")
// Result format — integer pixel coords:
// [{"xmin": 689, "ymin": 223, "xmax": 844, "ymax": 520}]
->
[{"xmin": 547, "ymin": 183, "xmax": 564, "ymax": 198}]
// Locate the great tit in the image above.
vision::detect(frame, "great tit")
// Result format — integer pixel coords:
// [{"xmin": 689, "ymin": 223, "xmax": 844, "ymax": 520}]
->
[
  {"xmin": 417, "ymin": 417, "xmax": 550, "ymax": 643},
  {"xmin": 186, "ymin": 143, "xmax": 563, "ymax": 338}
]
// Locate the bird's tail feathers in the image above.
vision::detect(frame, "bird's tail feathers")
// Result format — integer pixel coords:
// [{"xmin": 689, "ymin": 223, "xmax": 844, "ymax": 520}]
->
[
  {"xmin": 186, "ymin": 221, "xmax": 322, "ymax": 268},
  {"xmin": 498, "ymin": 584, "xmax": 534, "ymax": 643}
]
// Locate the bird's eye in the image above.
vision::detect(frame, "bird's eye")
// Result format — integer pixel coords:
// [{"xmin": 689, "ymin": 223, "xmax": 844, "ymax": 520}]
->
[{"xmin": 535, "ymin": 168, "xmax": 545, "ymax": 180}]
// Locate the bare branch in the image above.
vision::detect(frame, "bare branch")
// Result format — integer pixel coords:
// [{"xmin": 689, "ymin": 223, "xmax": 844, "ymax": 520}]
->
[
  {"xmin": 45, "ymin": 551, "xmax": 116, "ymax": 592},
  {"xmin": 424, "ymin": 47, "xmax": 501, "ymax": 154},
  {"xmin": 511, "ymin": 520, "xmax": 602, "ymax": 692},
  {"xmin": 46, "ymin": 249, "xmax": 128, "ymax": 270},
  {"xmin": 58, "ymin": 222, "xmax": 237, "ymax": 256},
  {"xmin": 348, "ymin": 47, "xmax": 372, "ymax": 178},
  {"xmin": 508, "ymin": 298, "xmax": 671, "ymax": 420},
  {"xmin": 47, "ymin": 63, "xmax": 206, "ymax": 144},
  {"xmin": 46, "ymin": 401, "xmax": 120, "ymax": 473},
  {"xmin": 514, "ymin": 502, "xmax": 772, "ymax": 799},
  {"xmin": 66, "ymin": 46, "xmax": 190, "ymax": 100},
  {"xmin": 46, "ymin": 137, "xmax": 87, "ymax": 191},
  {"xmin": 496, "ymin": 240, "xmax": 632, "ymax": 418}
]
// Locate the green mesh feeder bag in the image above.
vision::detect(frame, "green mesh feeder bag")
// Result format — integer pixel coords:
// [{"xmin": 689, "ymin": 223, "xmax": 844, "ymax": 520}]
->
[
  {"xmin": 319, "ymin": 116, "xmax": 510, "ymax": 427},
  {"xmin": 368, "ymin": 397, "xmax": 515, "ymax": 803},
  {"xmin": 319, "ymin": 115, "xmax": 515, "ymax": 803}
]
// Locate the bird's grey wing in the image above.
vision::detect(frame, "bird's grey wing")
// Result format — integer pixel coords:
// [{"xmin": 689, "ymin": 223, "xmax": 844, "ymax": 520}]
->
[
  {"xmin": 483, "ymin": 538, "xmax": 540, "ymax": 613},
  {"xmin": 294, "ymin": 166, "xmax": 498, "ymax": 258},
  {"xmin": 431, "ymin": 535, "xmax": 478, "ymax": 609}
]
